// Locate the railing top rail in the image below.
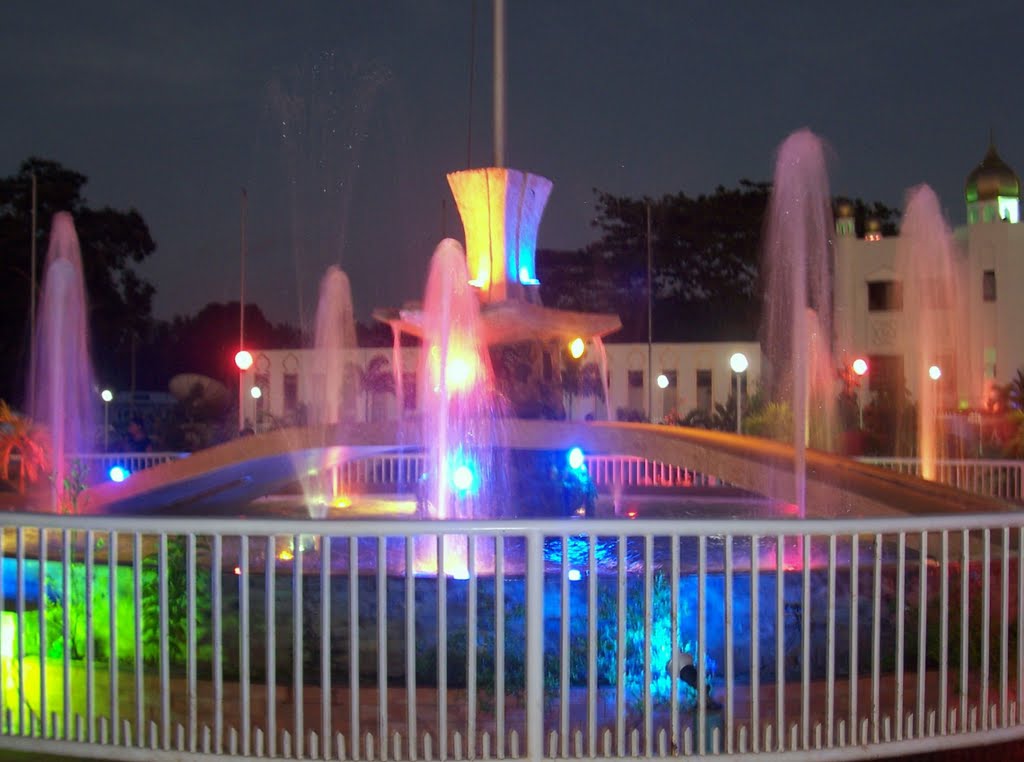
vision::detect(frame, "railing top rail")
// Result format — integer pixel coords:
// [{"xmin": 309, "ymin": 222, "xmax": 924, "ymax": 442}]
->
[
  {"xmin": 67, "ymin": 451, "xmax": 191, "ymax": 459},
  {"xmin": 3, "ymin": 509, "xmax": 1024, "ymax": 537},
  {"xmin": 856, "ymin": 456, "xmax": 1024, "ymax": 467}
]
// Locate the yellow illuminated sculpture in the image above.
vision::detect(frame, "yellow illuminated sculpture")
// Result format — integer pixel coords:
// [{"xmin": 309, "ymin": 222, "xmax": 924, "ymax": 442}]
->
[{"xmin": 447, "ymin": 167, "xmax": 552, "ymax": 303}]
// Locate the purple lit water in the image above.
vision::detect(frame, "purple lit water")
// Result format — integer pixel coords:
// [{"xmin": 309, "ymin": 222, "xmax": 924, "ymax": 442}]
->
[
  {"xmin": 29, "ymin": 212, "xmax": 96, "ymax": 508},
  {"xmin": 897, "ymin": 186, "xmax": 962, "ymax": 479},
  {"xmin": 761, "ymin": 130, "xmax": 836, "ymax": 515},
  {"xmin": 417, "ymin": 239, "xmax": 507, "ymax": 523}
]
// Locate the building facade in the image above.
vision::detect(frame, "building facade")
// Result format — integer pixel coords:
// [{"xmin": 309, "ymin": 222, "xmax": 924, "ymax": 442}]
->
[
  {"xmin": 833, "ymin": 141, "xmax": 1024, "ymax": 411},
  {"xmin": 239, "ymin": 341, "xmax": 761, "ymax": 429}
]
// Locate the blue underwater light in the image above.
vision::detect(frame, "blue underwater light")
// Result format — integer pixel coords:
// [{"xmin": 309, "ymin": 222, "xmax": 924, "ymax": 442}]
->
[
  {"xmin": 449, "ymin": 453, "xmax": 478, "ymax": 496},
  {"xmin": 108, "ymin": 465, "xmax": 130, "ymax": 483},
  {"xmin": 567, "ymin": 447, "xmax": 585, "ymax": 471}
]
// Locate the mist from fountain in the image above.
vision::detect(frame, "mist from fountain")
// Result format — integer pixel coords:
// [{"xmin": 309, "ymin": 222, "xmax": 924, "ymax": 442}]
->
[
  {"xmin": 896, "ymin": 185, "xmax": 962, "ymax": 480},
  {"xmin": 29, "ymin": 212, "xmax": 96, "ymax": 508},
  {"xmin": 761, "ymin": 129, "xmax": 836, "ymax": 515}
]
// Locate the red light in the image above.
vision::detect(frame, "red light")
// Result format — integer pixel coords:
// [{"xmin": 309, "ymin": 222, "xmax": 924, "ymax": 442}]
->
[
  {"xmin": 233, "ymin": 566, "xmax": 241, "ymax": 575},
  {"xmin": 626, "ymin": 509, "xmax": 638, "ymax": 519},
  {"xmin": 235, "ymin": 350, "xmax": 253, "ymax": 371}
]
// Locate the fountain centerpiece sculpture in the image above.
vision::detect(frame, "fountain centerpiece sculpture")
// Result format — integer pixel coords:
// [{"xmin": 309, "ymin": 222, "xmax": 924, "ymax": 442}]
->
[{"xmin": 373, "ymin": 166, "xmax": 621, "ymax": 522}]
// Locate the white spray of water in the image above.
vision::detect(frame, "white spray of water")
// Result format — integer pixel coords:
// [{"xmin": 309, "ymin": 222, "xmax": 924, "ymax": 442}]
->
[
  {"xmin": 29, "ymin": 212, "xmax": 96, "ymax": 509},
  {"xmin": 761, "ymin": 129, "xmax": 836, "ymax": 515},
  {"xmin": 897, "ymin": 185, "xmax": 962, "ymax": 480},
  {"xmin": 312, "ymin": 266, "xmax": 357, "ymax": 425}
]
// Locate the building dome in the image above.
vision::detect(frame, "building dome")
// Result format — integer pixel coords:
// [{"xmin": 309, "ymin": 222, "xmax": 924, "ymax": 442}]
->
[{"xmin": 965, "ymin": 143, "xmax": 1020, "ymax": 203}]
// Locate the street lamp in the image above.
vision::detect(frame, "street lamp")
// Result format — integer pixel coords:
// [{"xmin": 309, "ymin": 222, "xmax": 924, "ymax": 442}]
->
[
  {"xmin": 729, "ymin": 352, "xmax": 748, "ymax": 434},
  {"xmin": 235, "ymin": 350, "xmax": 254, "ymax": 433},
  {"xmin": 852, "ymin": 357, "xmax": 868, "ymax": 428},
  {"xmin": 568, "ymin": 337, "xmax": 585, "ymax": 360},
  {"xmin": 100, "ymin": 389, "xmax": 113, "ymax": 451},
  {"xmin": 928, "ymin": 364, "xmax": 942, "ymax": 381}
]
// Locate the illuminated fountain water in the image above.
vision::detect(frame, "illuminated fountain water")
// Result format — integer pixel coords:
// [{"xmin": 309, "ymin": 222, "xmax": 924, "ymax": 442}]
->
[
  {"xmin": 761, "ymin": 129, "xmax": 836, "ymax": 516},
  {"xmin": 896, "ymin": 185, "xmax": 962, "ymax": 480},
  {"xmin": 303, "ymin": 265, "xmax": 358, "ymax": 519},
  {"xmin": 311, "ymin": 265, "xmax": 357, "ymax": 426},
  {"xmin": 29, "ymin": 212, "xmax": 96, "ymax": 507},
  {"xmin": 413, "ymin": 238, "xmax": 508, "ymax": 575},
  {"xmin": 418, "ymin": 239, "xmax": 507, "ymax": 519}
]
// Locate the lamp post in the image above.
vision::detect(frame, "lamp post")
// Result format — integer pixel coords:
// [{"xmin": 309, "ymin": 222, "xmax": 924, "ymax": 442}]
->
[
  {"xmin": 729, "ymin": 352, "xmax": 748, "ymax": 434},
  {"xmin": 235, "ymin": 350, "xmax": 253, "ymax": 433},
  {"xmin": 100, "ymin": 389, "xmax": 113, "ymax": 451},
  {"xmin": 852, "ymin": 357, "xmax": 868, "ymax": 429}
]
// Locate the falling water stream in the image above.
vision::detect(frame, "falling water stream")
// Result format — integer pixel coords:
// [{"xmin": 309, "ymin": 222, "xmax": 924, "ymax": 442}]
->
[{"xmin": 29, "ymin": 212, "xmax": 96, "ymax": 508}]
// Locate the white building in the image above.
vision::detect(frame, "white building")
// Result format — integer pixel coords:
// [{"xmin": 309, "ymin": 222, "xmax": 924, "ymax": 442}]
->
[
  {"xmin": 239, "ymin": 340, "xmax": 761, "ymax": 428},
  {"xmin": 833, "ymin": 141, "xmax": 1024, "ymax": 410}
]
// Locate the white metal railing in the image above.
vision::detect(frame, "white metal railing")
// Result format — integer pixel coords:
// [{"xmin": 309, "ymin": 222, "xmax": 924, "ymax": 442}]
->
[
  {"xmin": 0, "ymin": 511, "xmax": 1022, "ymax": 760},
  {"xmin": 332, "ymin": 454, "xmax": 716, "ymax": 491},
  {"xmin": 41, "ymin": 451, "xmax": 1024, "ymax": 503},
  {"xmin": 331, "ymin": 453, "xmax": 428, "ymax": 490},
  {"xmin": 584, "ymin": 455, "xmax": 718, "ymax": 488},
  {"xmin": 856, "ymin": 457, "xmax": 1024, "ymax": 501},
  {"xmin": 70, "ymin": 452, "xmax": 190, "ymax": 480},
  {"xmin": 326, "ymin": 453, "xmax": 1024, "ymax": 501}
]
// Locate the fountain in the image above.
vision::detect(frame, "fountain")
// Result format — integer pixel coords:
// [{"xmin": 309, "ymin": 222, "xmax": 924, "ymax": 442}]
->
[
  {"xmin": 761, "ymin": 129, "xmax": 836, "ymax": 515},
  {"xmin": 417, "ymin": 238, "xmax": 508, "ymax": 522},
  {"xmin": 28, "ymin": 212, "xmax": 96, "ymax": 509},
  {"xmin": 374, "ymin": 168, "xmax": 621, "ymax": 414},
  {"xmin": 896, "ymin": 185, "xmax": 962, "ymax": 480},
  {"xmin": 311, "ymin": 265, "xmax": 357, "ymax": 426}
]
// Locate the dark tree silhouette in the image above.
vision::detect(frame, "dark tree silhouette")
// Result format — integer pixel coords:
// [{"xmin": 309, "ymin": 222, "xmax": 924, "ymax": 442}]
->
[
  {"xmin": 538, "ymin": 182, "xmax": 900, "ymax": 343},
  {"xmin": 0, "ymin": 158, "xmax": 158, "ymax": 405}
]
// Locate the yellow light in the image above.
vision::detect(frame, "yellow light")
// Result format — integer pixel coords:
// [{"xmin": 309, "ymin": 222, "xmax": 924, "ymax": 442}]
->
[
  {"xmin": 569, "ymin": 337, "xmax": 585, "ymax": 359},
  {"xmin": 278, "ymin": 549, "xmax": 294, "ymax": 561},
  {"xmin": 332, "ymin": 495, "xmax": 352, "ymax": 508},
  {"xmin": 447, "ymin": 356, "xmax": 476, "ymax": 389}
]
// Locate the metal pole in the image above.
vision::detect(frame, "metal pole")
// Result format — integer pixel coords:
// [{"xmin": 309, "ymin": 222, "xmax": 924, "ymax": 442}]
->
[
  {"xmin": 646, "ymin": 202, "xmax": 653, "ymax": 422},
  {"xmin": 736, "ymin": 372, "xmax": 742, "ymax": 434},
  {"xmin": 239, "ymin": 188, "xmax": 247, "ymax": 434},
  {"xmin": 493, "ymin": 0, "xmax": 505, "ymax": 167},
  {"xmin": 30, "ymin": 172, "xmax": 37, "ymax": 347},
  {"xmin": 240, "ymin": 188, "xmax": 247, "ymax": 353}
]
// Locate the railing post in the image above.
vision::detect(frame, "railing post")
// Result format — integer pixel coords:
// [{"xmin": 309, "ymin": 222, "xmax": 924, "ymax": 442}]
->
[{"xmin": 526, "ymin": 529, "xmax": 544, "ymax": 762}]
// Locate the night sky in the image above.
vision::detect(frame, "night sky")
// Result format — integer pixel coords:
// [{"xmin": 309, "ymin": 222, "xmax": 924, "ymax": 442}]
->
[{"xmin": 2, "ymin": 1, "xmax": 1022, "ymax": 326}]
